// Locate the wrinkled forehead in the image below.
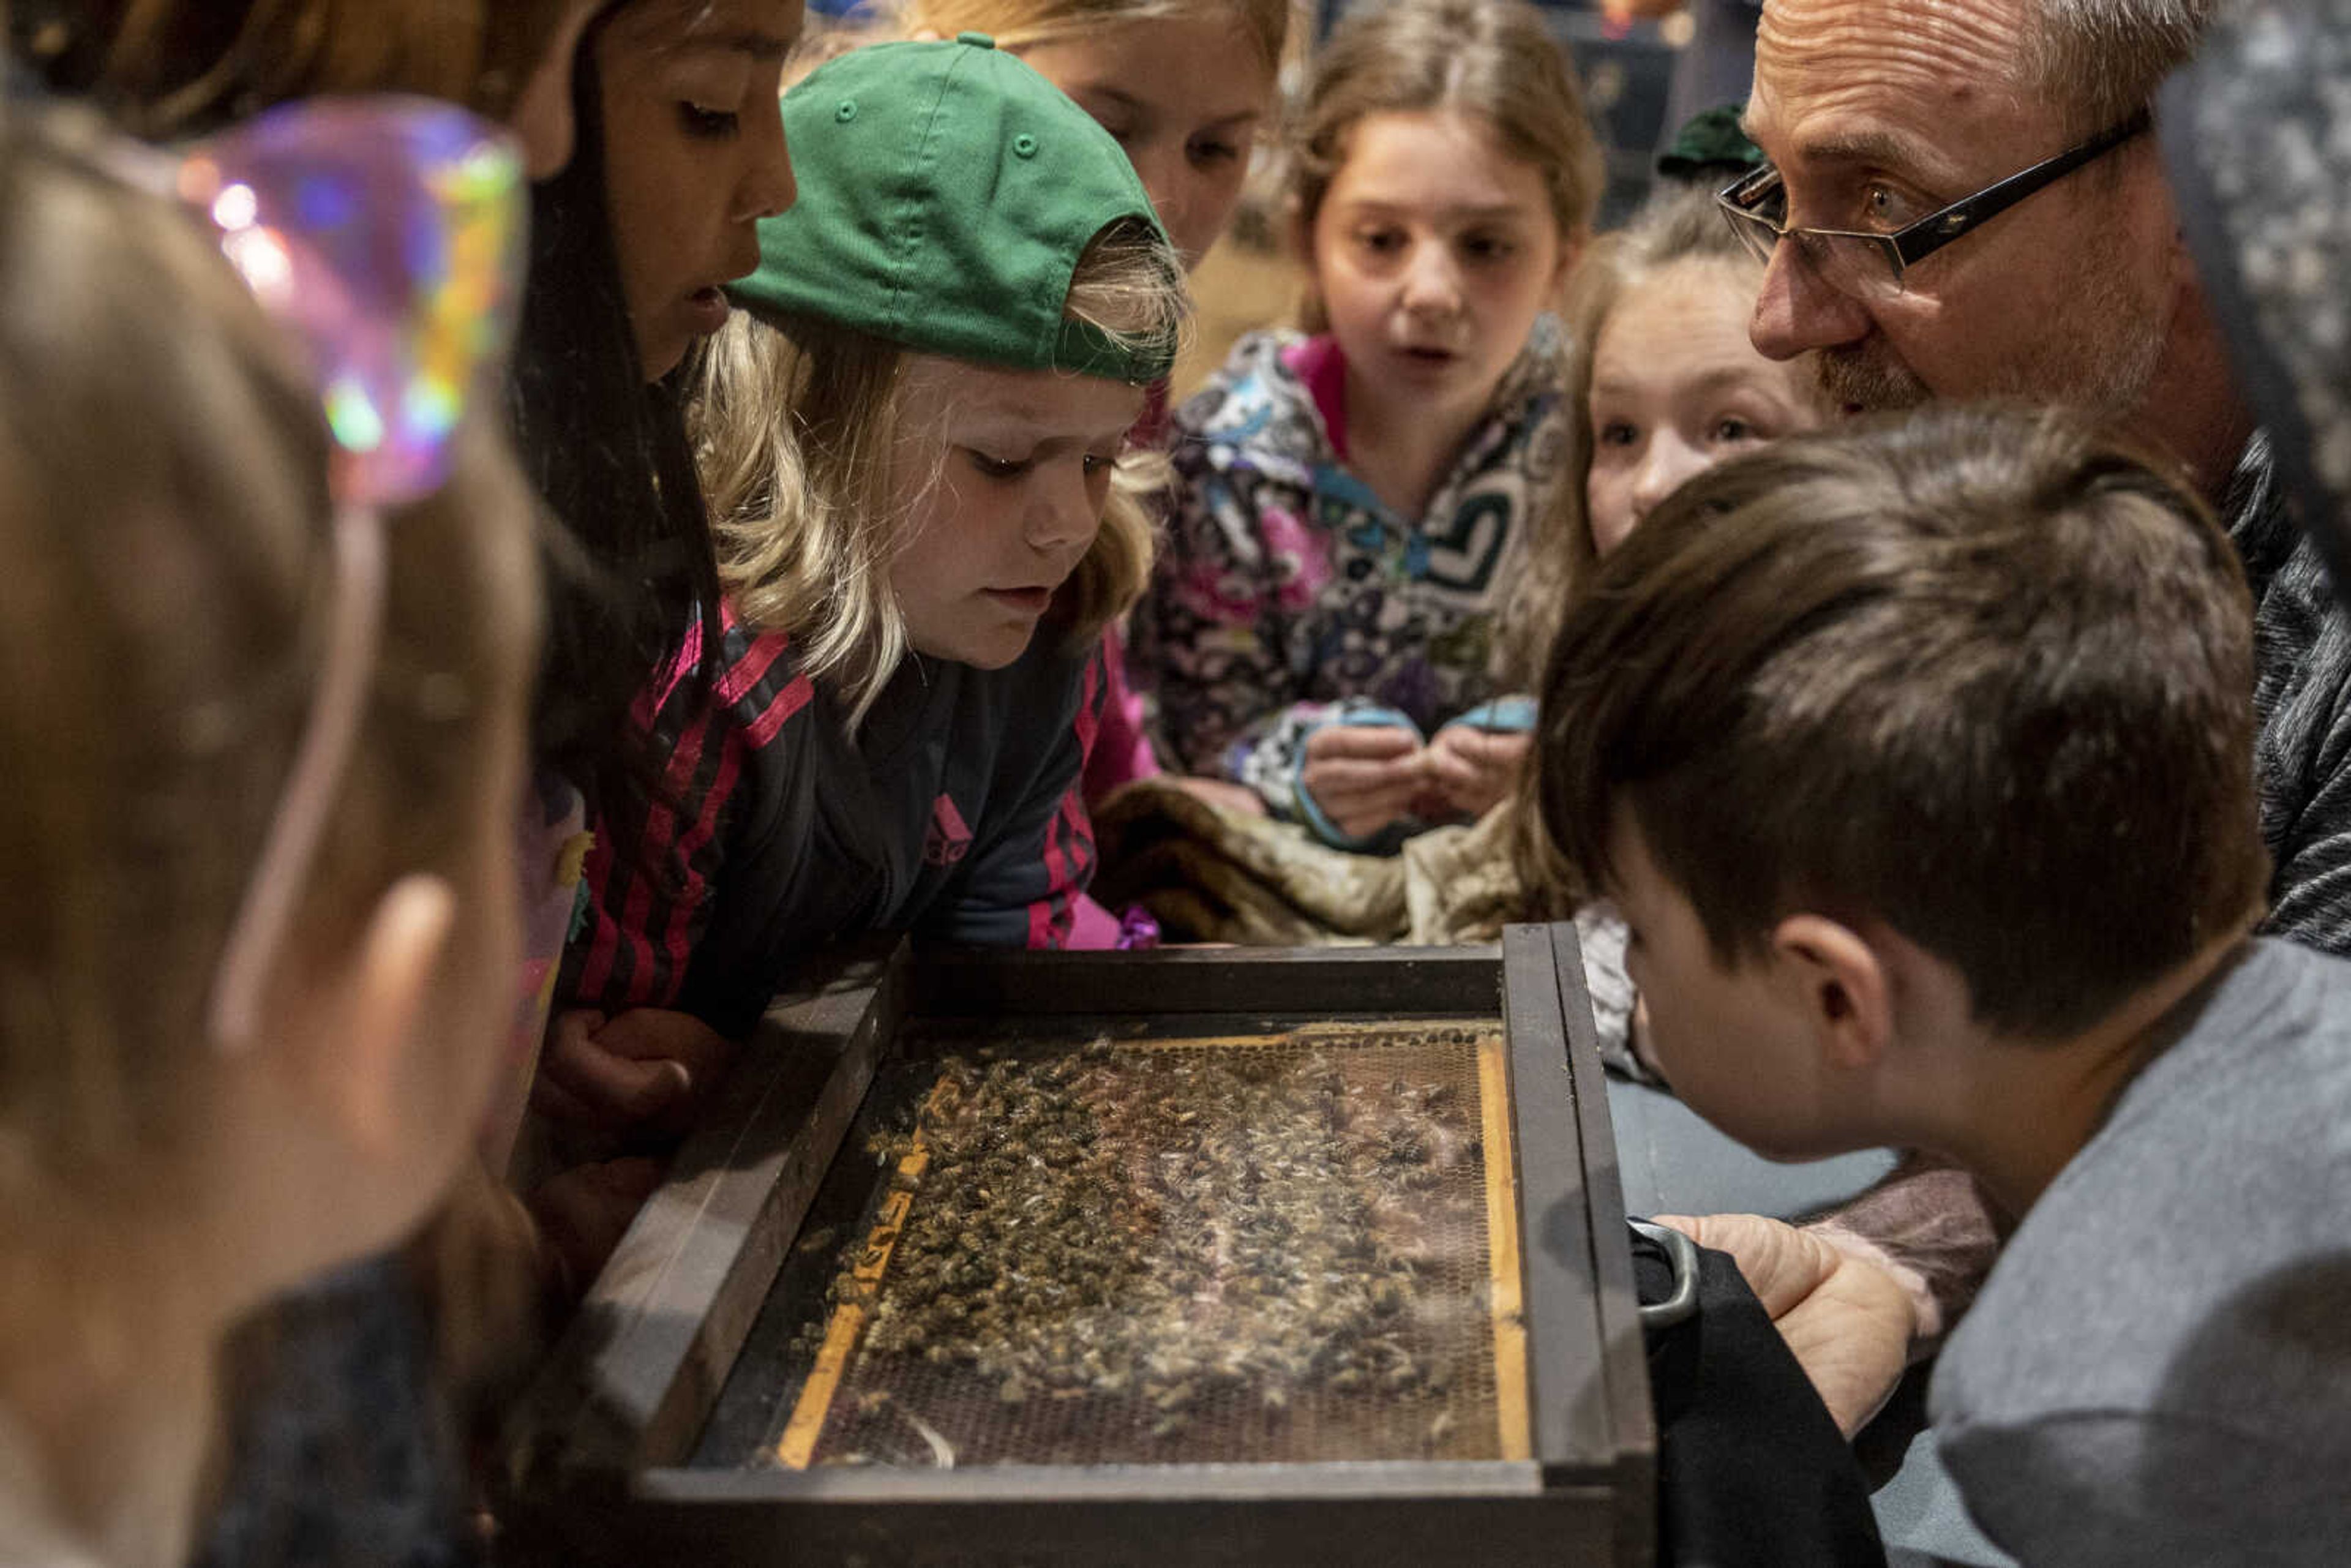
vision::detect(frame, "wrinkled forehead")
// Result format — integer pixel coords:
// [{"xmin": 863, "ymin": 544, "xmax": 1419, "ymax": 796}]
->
[{"xmin": 1751, "ymin": 0, "xmax": 2055, "ymax": 179}]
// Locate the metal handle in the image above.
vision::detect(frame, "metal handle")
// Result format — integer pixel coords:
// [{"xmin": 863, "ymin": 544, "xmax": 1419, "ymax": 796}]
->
[{"xmin": 1630, "ymin": 1219, "xmax": 1700, "ymax": 1332}]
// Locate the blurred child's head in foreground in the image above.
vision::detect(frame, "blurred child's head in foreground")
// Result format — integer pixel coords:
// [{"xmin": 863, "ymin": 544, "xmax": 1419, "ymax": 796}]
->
[{"xmin": 0, "ymin": 105, "xmax": 538, "ymax": 1331}]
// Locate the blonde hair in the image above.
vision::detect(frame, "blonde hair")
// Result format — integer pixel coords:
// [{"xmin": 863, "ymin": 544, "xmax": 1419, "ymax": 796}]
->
[
  {"xmin": 0, "ymin": 103, "xmax": 534, "ymax": 1360},
  {"xmin": 899, "ymin": 0, "xmax": 1288, "ymax": 71},
  {"xmin": 1290, "ymin": 0, "xmax": 1602, "ymax": 330},
  {"xmin": 1493, "ymin": 187, "xmax": 1762, "ymax": 688},
  {"xmin": 692, "ymin": 217, "xmax": 1188, "ymax": 726}
]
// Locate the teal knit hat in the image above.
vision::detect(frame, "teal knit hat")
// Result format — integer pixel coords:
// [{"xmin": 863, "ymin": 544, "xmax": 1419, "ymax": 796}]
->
[
  {"xmin": 1656, "ymin": 103, "xmax": 1765, "ymax": 184},
  {"xmin": 729, "ymin": 34, "xmax": 1179, "ymax": 385}
]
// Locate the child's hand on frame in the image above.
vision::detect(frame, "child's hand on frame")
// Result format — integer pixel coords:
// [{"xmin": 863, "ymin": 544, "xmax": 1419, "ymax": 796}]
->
[
  {"xmin": 533, "ymin": 1007, "xmax": 739, "ymax": 1138},
  {"xmin": 1421, "ymin": 724, "xmax": 1531, "ymax": 819},
  {"xmin": 1300, "ymin": 723, "xmax": 1425, "ymax": 841},
  {"xmin": 529, "ymin": 1155, "xmax": 669, "ymax": 1300}
]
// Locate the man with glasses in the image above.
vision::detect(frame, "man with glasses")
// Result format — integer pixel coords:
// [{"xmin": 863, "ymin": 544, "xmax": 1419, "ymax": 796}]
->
[
  {"xmin": 1732, "ymin": 0, "xmax": 2240, "ymax": 482},
  {"xmin": 1654, "ymin": 0, "xmax": 2351, "ymax": 1542}
]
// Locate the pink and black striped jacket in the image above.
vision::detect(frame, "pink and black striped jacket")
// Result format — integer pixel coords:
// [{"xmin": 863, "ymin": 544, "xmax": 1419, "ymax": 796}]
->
[{"xmin": 561, "ymin": 604, "xmax": 1108, "ymax": 1038}]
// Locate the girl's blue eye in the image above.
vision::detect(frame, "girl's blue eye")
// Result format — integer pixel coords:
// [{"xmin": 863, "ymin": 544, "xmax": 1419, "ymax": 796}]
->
[
  {"xmin": 1712, "ymin": 416, "xmax": 1759, "ymax": 443},
  {"xmin": 1596, "ymin": 420, "xmax": 1638, "ymax": 448},
  {"xmin": 968, "ymin": 451, "xmax": 1029, "ymax": 479},
  {"xmin": 678, "ymin": 102, "xmax": 740, "ymax": 140}
]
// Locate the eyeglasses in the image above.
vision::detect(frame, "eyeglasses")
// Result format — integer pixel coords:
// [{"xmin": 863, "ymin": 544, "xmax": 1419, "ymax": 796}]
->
[
  {"xmin": 90, "ymin": 96, "xmax": 528, "ymax": 1048},
  {"xmin": 1716, "ymin": 110, "xmax": 2151, "ymax": 301}
]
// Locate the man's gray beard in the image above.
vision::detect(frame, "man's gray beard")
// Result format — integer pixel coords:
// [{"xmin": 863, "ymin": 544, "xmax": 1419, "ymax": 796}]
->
[
  {"xmin": 1814, "ymin": 257, "xmax": 2166, "ymax": 421},
  {"xmin": 1817, "ymin": 345, "xmax": 1931, "ymax": 413}
]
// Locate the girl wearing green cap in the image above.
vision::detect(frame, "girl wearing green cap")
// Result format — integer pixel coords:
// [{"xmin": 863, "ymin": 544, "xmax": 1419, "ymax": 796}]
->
[{"xmin": 554, "ymin": 37, "xmax": 1185, "ymax": 1071}]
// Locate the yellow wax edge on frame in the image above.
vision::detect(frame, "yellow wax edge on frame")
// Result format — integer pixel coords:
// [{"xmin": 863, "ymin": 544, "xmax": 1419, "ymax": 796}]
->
[
  {"xmin": 773, "ymin": 1088, "xmax": 947, "ymax": 1469},
  {"xmin": 1477, "ymin": 1031, "xmax": 1534, "ymax": 1462}
]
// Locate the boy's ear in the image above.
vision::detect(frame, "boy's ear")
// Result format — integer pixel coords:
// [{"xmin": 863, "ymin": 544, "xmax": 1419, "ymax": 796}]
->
[
  {"xmin": 316, "ymin": 874, "xmax": 457, "ymax": 1160},
  {"xmin": 1768, "ymin": 913, "xmax": 1893, "ymax": 1073}
]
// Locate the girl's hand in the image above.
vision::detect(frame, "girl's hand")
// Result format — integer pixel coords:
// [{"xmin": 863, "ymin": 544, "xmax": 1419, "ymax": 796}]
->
[
  {"xmin": 533, "ymin": 1007, "xmax": 738, "ymax": 1137},
  {"xmin": 529, "ymin": 1155, "xmax": 669, "ymax": 1300},
  {"xmin": 1422, "ymin": 725, "xmax": 1531, "ymax": 817},
  {"xmin": 1300, "ymin": 724, "xmax": 1425, "ymax": 841}
]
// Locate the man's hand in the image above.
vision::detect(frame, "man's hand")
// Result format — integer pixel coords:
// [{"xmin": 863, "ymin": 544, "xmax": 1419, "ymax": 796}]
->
[
  {"xmin": 1299, "ymin": 724, "xmax": 1425, "ymax": 840},
  {"xmin": 1652, "ymin": 1212, "xmax": 1919, "ymax": 1436},
  {"xmin": 533, "ymin": 1007, "xmax": 738, "ymax": 1138},
  {"xmin": 1420, "ymin": 724, "xmax": 1531, "ymax": 818}
]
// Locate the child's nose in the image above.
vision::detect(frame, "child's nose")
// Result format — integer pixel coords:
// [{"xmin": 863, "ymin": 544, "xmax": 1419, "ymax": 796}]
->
[
  {"xmin": 1399, "ymin": 242, "xmax": 1462, "ymax": 316},
  {"xmin": 1129, "ymin": 144, "xmax": 1193, "ymax": 253},
  {"xmin": 1632, "ymin": 432, "xmax": 1708, "ymax": 520},
  {"xmin": 1025, "ymin": 462, "xmax": 1101, "ymax": 551},
  {"xmin": 733, "ymin": 106, "xmax": 797, "ymax": 223}
]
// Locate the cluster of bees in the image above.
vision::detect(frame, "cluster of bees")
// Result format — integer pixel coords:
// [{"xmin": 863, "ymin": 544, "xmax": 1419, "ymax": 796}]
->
[{"xmin": 819, "ymin": 1032, "xmax": 1490, "ymax": 1447}]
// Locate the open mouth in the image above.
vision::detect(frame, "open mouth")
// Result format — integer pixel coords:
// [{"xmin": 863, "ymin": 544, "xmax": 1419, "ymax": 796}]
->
[
  {"xmin": 983, "ymin": 586, "xmax": 1054, "ymax": 616},
  {"xmin": 685, "ymin": 285, "xmax": 731, "ymax": 334}
]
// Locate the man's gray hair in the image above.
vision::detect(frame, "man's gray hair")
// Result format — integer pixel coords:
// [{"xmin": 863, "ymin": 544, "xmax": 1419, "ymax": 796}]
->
[{"xmin": 2023, "ymin": 0, "xmax": 2213, "ymax": 132}]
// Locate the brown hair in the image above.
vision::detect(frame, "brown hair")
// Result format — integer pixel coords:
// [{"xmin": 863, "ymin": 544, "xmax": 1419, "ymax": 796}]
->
[
  {"xmin": 20, "ymin": 0, "xmax": 587, "ymax": 133},
  {"xmin": 1492, "ymin": 186, "xmax": 1770, "ymax": 689},
  {"xmin": 1288, "ymin": 0, "xmax": 1602, "ymax": 330},
  {"xmin": 0, "ymin": 106, "xmax": 535, "ymax": 1231},
  {"xmin": 1534, "ymin": 402, "xmax": 2268, "ymax": 1040},
  {"xmin": 693, "ymin": 217, "xmax": 1187, "ymax": 726}
]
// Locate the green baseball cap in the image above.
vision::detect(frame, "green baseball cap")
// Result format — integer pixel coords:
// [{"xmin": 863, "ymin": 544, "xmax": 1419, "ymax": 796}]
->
[{"xmin": 730, "ymin": 35, "xmax": 1179, "ymax": 384}]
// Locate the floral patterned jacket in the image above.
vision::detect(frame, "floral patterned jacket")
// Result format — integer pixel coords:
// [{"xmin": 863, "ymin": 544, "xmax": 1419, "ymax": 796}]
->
[{"xmin": 1133, "ymin": 323, "xmax": 1569, "ymax": 833}]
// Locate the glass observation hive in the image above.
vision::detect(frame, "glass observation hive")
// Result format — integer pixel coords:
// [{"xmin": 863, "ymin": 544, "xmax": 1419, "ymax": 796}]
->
[{"xmin": 501, "ymin": 928, "xmax": 1654, "ymax": 1567}]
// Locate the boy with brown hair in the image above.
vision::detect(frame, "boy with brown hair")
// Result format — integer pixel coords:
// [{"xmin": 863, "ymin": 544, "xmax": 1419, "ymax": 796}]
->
[{"xmin": 1534, "ymin": 403, "xmax": 2351, "ymax": 1565}]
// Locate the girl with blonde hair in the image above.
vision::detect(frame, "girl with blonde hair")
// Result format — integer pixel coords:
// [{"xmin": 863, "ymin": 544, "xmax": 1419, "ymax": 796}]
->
[
  {"xmin": 557, "ymin": 39, "xmax": 1185, "ymax": 1072},
  {"xmin": 889, "ymin": 0, "xmax": 1293, "ymax": 838},
  {"xmin": 1496, "ymin": 184, "xmax": 1829, "ymax": 688}
]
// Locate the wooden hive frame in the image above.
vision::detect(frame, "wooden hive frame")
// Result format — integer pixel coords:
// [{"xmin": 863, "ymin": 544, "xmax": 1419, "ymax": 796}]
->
[{"xmin": 498, "ymin": 925, "xmax": 1654, "ymax": 1566}]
